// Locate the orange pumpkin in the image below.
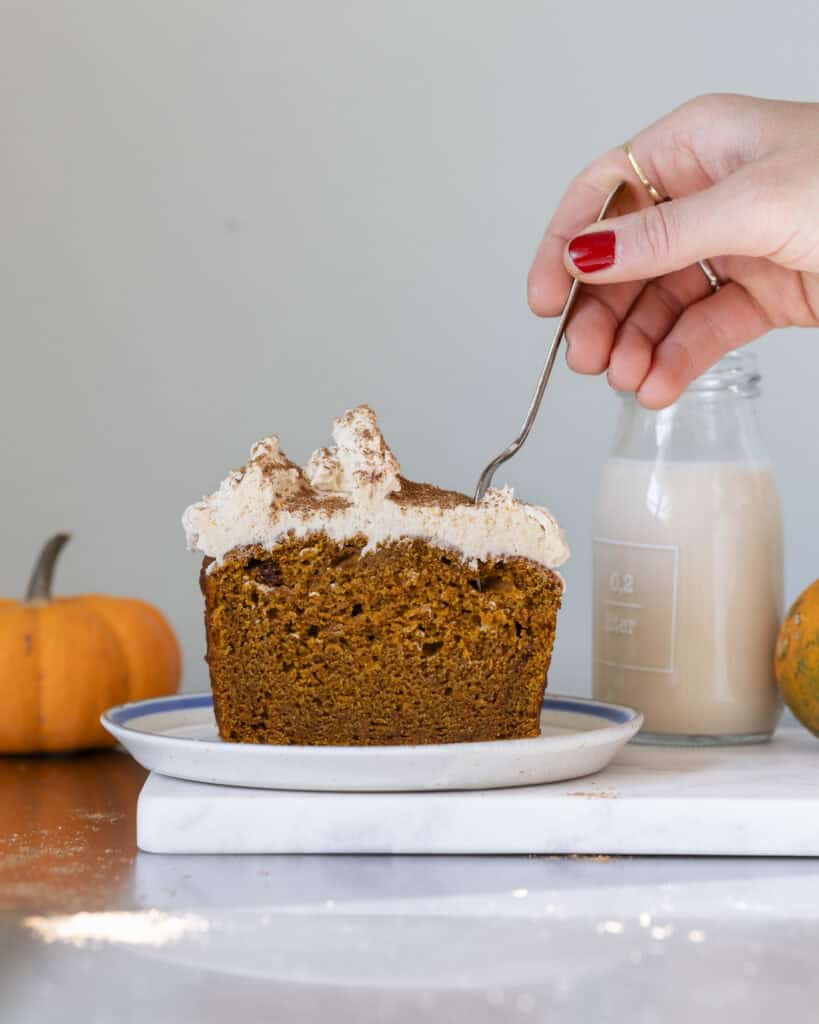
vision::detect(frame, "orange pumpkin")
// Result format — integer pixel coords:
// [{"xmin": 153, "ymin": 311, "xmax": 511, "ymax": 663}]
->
[
  {"xmin": 0, "ymin": 534, "xmax": 181, "ymax": 754},
  {"xmin": 775, "ymin": 579, "xmax": 819, "ymax": 738}
]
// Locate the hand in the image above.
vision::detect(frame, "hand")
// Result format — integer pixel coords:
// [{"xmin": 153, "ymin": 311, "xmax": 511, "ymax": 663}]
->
[{"xmin": 528, "ymin": 94, "xmax": 819, "ymax": 408}]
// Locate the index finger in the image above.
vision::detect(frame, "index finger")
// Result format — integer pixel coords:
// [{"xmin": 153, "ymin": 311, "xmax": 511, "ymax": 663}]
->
[
  {"xmin": 527, "ymin": 149, "xmax": 643, "ymax": 317},
  {"xmin": 527, "ymin": 101, "xmax": 720, "ymax": 317}
]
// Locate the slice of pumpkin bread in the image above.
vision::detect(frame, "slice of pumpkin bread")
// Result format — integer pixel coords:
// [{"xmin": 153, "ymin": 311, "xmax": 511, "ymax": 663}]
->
[{"xmin": 183, "ymin": 406, "xmax": 568, "ymax": 746}]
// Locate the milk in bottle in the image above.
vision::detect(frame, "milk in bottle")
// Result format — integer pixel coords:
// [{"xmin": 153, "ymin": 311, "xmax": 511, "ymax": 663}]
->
[{"xmin": 592, "ymin": 353, "xmax": 783, "ymax": 744}]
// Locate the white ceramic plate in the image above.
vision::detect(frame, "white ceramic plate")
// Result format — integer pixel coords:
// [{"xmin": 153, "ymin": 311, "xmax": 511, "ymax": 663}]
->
[{"xmin": 102, "ymin": 692, "xmax": 642, "ymax": 792}]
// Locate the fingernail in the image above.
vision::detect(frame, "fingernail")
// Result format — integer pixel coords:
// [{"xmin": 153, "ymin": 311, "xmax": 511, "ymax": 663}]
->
[{"xmin": 568, "ymin": 230, "xmax": 615, "ymax": 273}]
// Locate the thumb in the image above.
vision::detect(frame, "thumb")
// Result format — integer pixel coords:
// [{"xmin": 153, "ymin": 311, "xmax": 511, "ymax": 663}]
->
[{"xmin": 563, "ymin": 175, "xmax": 766, "ymax": 283}]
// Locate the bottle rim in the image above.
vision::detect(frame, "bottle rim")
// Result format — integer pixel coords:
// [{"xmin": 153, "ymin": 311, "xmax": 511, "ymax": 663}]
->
[
  {"xmin": 686, "ymin": 351, "xmax": 760, "ymax": 393},
  {"xmin": 618, "ymin": 351, "xmax": 761, "ymax": 399}
]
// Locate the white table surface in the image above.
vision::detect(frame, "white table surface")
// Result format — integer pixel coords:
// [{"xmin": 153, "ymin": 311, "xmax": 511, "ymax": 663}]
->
[{"xmin": 4, "ymin": 730, "xmax": 819, "ymax": 1024}]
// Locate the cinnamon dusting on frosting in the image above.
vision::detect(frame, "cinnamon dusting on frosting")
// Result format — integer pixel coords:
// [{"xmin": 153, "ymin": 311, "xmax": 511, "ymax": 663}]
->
[
  {"xmin": 389, "ymin": 477, "xmax": 472, "ymax": 511},
  {"xmin": 182, "ymin": 405, "xmax": 569, "ymax": 570}
]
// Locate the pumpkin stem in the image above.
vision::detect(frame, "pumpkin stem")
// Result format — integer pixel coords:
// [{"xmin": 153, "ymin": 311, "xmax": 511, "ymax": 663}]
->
[{"xmin": 25, "ymin": 533, "xmax": 71, "ymax": 603}]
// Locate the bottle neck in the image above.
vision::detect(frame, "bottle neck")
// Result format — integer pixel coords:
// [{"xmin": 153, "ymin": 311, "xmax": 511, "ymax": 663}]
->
[
  {"xmin": 611, "ymin": 355, "xmax": 768, "ymax": 464},
  {"xmin": 685, "ymin": 354, "xmax": 761, "ymax": 399}
]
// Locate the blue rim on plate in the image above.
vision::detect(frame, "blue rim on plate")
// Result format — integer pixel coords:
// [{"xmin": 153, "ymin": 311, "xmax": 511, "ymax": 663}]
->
[
  {"xmin": 101, "ymin": 690, "xmax": 643, "ymax": 791},
  {"xmin": 103, "ymin": 691, "xmax": 639, "ymax": 732}
]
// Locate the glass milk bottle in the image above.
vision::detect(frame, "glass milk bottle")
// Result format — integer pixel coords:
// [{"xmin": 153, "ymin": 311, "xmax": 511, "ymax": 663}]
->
[{"xmin": 592, "ymin": 352, "xmax": 784, "ymax": 745}]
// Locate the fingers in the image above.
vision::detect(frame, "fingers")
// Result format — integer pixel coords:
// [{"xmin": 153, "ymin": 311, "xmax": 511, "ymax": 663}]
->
[
  {"xmin": 563, "ymin": 170, "xmax": 769, "ymax": 286},
  {"xmin": 526, "ymin": 95, "xmax": 785, "ymax": 409},
  {"xmin": 606, "ymin": 265, "xmax": 714, "ymax": 391},
  {"xmin": 563, "ymin": 281, "xmax": 646, "ymax": 374},
  {"xmin": 528, "ymin": 96, "xmax": 733, "ymax": 319},
  {"xmin": 528, "ymin": 153, "xmax": 650, "ymax": 317},
  {"xmin": 562, "ymin": 262, "xmax": 720, "ymax": 382},
  {"xmin": 637, "ymin": 282, "xmax": 773, "ymax": 409}
]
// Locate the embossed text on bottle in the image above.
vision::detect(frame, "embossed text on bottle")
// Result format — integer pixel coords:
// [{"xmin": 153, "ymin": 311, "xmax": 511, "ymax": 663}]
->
[{"xmin": 593, "ymin": 538, "xmax": 679, "ymax": 673}]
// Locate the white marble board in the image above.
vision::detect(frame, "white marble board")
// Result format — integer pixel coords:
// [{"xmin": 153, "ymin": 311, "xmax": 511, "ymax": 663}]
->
[{"xmin": 137, "ymin": 727, "xmax": 819, "ymax": 855}]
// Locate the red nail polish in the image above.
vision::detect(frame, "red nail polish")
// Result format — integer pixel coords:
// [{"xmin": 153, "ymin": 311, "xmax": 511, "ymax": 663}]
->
[{"xmin": 568, "ymin": 230, "xmax": 615, "ymax": 273}]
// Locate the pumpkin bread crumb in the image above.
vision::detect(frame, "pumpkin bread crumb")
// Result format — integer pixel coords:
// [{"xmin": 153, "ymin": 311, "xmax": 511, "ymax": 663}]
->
[{"xmin": 200, "ymin": 534, "xmax": 562, "ymax": 746}]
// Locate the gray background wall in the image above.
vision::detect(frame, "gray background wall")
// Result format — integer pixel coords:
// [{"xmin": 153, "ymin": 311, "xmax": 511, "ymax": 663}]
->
[{"xmin": 3, "ymin": 0, "xmax": 818, "ymax": 695}]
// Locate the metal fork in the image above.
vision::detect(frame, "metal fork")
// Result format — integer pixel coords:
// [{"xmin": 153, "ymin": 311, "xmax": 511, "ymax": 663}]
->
[{"xmin": 473, "ymin": 180, "xmax": 626, "ymax": 503}]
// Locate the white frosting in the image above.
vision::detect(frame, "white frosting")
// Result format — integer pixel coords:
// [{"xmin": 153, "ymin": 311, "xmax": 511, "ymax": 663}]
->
[{"xmin": 182, "ymin": 406, "xmax": 569, "ymax": 571}]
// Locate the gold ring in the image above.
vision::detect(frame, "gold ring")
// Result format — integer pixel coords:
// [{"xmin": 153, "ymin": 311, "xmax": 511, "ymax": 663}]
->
[
  {"xmin": 623, "ymin": 141, "xmax": 667, "ymax": 203},
  {"xmin": 622, "ymin": 140, "xmax": 722, "ymax": 293}
]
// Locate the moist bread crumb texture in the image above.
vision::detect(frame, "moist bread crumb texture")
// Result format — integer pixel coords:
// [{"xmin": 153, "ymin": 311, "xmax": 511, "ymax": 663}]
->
[{"xmin": 201, "ymin": 535, "xmax": 562, "ymax": 746}]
